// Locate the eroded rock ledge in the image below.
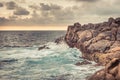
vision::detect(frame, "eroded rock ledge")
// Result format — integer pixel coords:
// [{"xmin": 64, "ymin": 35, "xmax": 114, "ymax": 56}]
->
[
  {"xmin": 88, "ymin": 58, "xmax": 120, "ymax": 80},
  {"xmin": 65, "ymin": 17, "xmax": 120, "ymax": 65}
]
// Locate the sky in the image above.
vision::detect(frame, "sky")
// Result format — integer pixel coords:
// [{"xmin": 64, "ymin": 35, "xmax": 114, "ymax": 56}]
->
[{"xmin": 0, "ymin": 0, "xmax": 120, "ymax": 30}]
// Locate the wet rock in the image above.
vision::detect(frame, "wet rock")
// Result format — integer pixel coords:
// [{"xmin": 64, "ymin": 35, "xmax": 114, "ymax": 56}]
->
[
  {"xmin": 88, "ymin": 69, "xmax": 106, "ymax": 80},
  {"xmin": 38, "ymin": 45, "xmax": 50, "ymax": 50},
  {"xmin": 55, "ymin": 36, "xmax": 65, "ymax": 44},
  {"xmin": 75, "ymin": 60, "xmax": 92, "ymax": 66},
  {"xmin": 88, "ymin": 58, "xmax": 120, "ymax": 80}
]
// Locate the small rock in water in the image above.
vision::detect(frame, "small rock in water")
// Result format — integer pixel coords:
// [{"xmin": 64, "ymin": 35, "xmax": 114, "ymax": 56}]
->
[
  {"xmin": 38, "ymin": 45, "xmax": 50, "ymax": 50},
  {"xmin": 55, "ymin": 36, "xmax": 65, "ymax": 44},
  {"xmin": 75, "ymin": 60, "xmax": 92, "ymax": 66}
]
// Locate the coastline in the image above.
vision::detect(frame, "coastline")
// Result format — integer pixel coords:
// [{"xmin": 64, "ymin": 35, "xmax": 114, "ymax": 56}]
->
[{"xmin": 64, "ymin": 17, "xmax": 120, "ymax": 80}]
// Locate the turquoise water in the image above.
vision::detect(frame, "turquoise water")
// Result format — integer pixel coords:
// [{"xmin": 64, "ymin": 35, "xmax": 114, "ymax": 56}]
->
[{"xmin": 0, "ymin": 42, "xmax": 102, "ymax": 80}]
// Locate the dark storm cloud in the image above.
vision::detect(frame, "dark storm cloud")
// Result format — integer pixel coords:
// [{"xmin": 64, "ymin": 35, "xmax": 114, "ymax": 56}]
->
[
  {"xmin": 6, "ymin": 1, "xmax": 16, "ymax": 10},
  {"xmin": 0, "ymin": 2, "xmax": 3, "ymax": 7},
  {"xmin": 75, "ymin": 0, "xmax": 98, "ymax": 2},
  {"xmin": 14, "ymin": 7, "xmax": 30, "ymax": 15}
]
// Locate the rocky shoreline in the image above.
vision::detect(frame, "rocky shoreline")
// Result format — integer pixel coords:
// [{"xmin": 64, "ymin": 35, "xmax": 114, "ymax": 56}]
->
[{"xmin": 64, "ymin": 17, "xmax": 120, "ymax": 80}]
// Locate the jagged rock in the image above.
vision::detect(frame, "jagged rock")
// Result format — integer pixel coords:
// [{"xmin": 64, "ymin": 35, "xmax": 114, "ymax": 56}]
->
[
  {"xmin": 88, "ymin": 40, "xmax": 112, "ymax": 53},
  {"xmin": 77, "ymin": 30, "xmax": 93, "ymax": 42},
  {"xmin": 117, "ymin": 27, "xmax": 120, "ymax": 40},
  {"xmin": 65, "ymin": 17, "xmax": 120, "ymax": 65},
  {"xmin": 55, "ymin": 36, "xmax": 65, "ymax": 44},
  {"xmin": 115, "ymin": 17, "xmax": 120, "ymax": 25},
  {"xmin": 88, "ymin": 58, "xmax": 120, "ymax": 80},
  {"xmin": 108, "ymin": 17, "xmax": 115, "ymax": 26}
]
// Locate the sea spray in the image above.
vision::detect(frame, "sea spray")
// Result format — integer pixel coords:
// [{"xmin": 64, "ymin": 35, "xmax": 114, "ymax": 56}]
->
[{"xmin": 0, "ymin": 42, "xmax": 103, "ymax": 80}]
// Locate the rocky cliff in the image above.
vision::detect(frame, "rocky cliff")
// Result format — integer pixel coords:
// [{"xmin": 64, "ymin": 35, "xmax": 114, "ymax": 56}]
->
[
  {"xmin": 65, "ymin": 17, "xmax": 120, "ymax": 80},
  {"xmin": 65, "ymin": 17, "xmax": 120, "ymax": 65},
  {"xmin": 88, "ymin": 58, "xmax": 120, "ymax": 80}
]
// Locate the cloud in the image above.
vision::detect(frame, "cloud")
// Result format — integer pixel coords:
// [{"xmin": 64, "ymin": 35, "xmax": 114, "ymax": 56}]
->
[
  {"xmin": 29, "ymin": 3, "xmax": 75, "ymax": 25},
  {"xmin": 0, "ymin": 17, "xmax": 9, "ymax": 26},
  {"xmin": 6, "ymin": 1, "xmax": 16, "ymax": 10},
  {"xmin": 14, "ymin": 7, "xmax": 30, "ymax": 15},
  {"xmin": 75, "ymin": 0, "xmax": 98, "ymax": 2},
  {"xmin": 0, "ymin": 2, "xmax": 3, "ymax": 7},
  {"xmin": 40, "ymin": 3, "xmax": 61, "ymax": 11},
  {"xmin": 0, "ymin": 3, "xmax": 75, "ymax": 26},
  {"xmin": 38, "ymin": 3, "xmax": 74, "ymax": 24},
  {"xmin": 0, "ymin": 0, "xmax": 120, "ymax": 26},
  {"xmin": 29, "ymin": 5, "xmax": 40, "ymax": 10},
  {"xmin": 5, "ymin": 1, "xmax": 30, "ymax": 15},
  {"xmin": 78, "ymin": 0, "xmax": 120, "ymax": 16}
]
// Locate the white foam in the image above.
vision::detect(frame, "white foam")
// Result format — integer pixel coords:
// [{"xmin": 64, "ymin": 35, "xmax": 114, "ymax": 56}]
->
[{"xmin": 0, "ymin": 42, "xmax": 103, "ymax": 80}]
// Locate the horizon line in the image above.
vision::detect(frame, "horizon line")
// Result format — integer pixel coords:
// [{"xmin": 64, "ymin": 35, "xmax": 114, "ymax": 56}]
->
[{"xmin": 0, "ymin": 26, "xmax": 67, "ymax": 31}]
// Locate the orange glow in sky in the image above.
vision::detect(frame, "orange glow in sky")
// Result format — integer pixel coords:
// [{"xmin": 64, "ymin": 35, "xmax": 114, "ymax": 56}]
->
[{"xmin": 0, "ymin": 26, "xmax": 67, "ymax": 31}]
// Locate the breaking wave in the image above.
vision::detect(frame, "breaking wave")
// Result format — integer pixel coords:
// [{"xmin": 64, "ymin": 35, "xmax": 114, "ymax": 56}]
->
[{"xmin": 0, "ymin": 42, "xmax": 102, "ymax": 80}]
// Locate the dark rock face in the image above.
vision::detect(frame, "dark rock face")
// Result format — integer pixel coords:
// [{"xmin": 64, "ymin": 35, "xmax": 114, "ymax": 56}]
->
[
  {"xmin": 65, "ymin": 17, "xmax": 120, "ymax": 65},
  {"xmin": 55, "ymin": 36, "xmax": 65, "ymax": 44},
  {"xmin": 88, "ymin": 58, "xmax": 120, "ymax": 80},
  {"xmin": 38, "ymin": 45, "xmax": 50, "ymax": 50}
]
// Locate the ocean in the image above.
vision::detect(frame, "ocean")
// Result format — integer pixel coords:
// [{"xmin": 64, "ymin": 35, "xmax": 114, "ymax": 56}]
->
[{"xmin": 0, "ymin": 31, "xmax": 102, "ymax": 80}]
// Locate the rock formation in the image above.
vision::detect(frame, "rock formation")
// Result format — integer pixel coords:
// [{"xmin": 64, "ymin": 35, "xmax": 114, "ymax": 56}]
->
[
  {"xmin": 38, "ymin": 45, "xmax": 50, "ymax": 50},
  {"xmin": 55, "ymin": 36, "xmax": 65, "ymax": 44},
  {"xmin": 65, "ymin": 17, "xmax": 120, "ymax": 65},
  {"xmin": 88, "ymin": 58, "xmax": 120, "ymax": 80}
]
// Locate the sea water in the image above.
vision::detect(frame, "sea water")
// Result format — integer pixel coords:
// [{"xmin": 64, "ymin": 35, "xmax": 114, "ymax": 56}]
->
[{"xmin": 0, "ymin": 31, "xmax": 102, "ymax": 80}]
